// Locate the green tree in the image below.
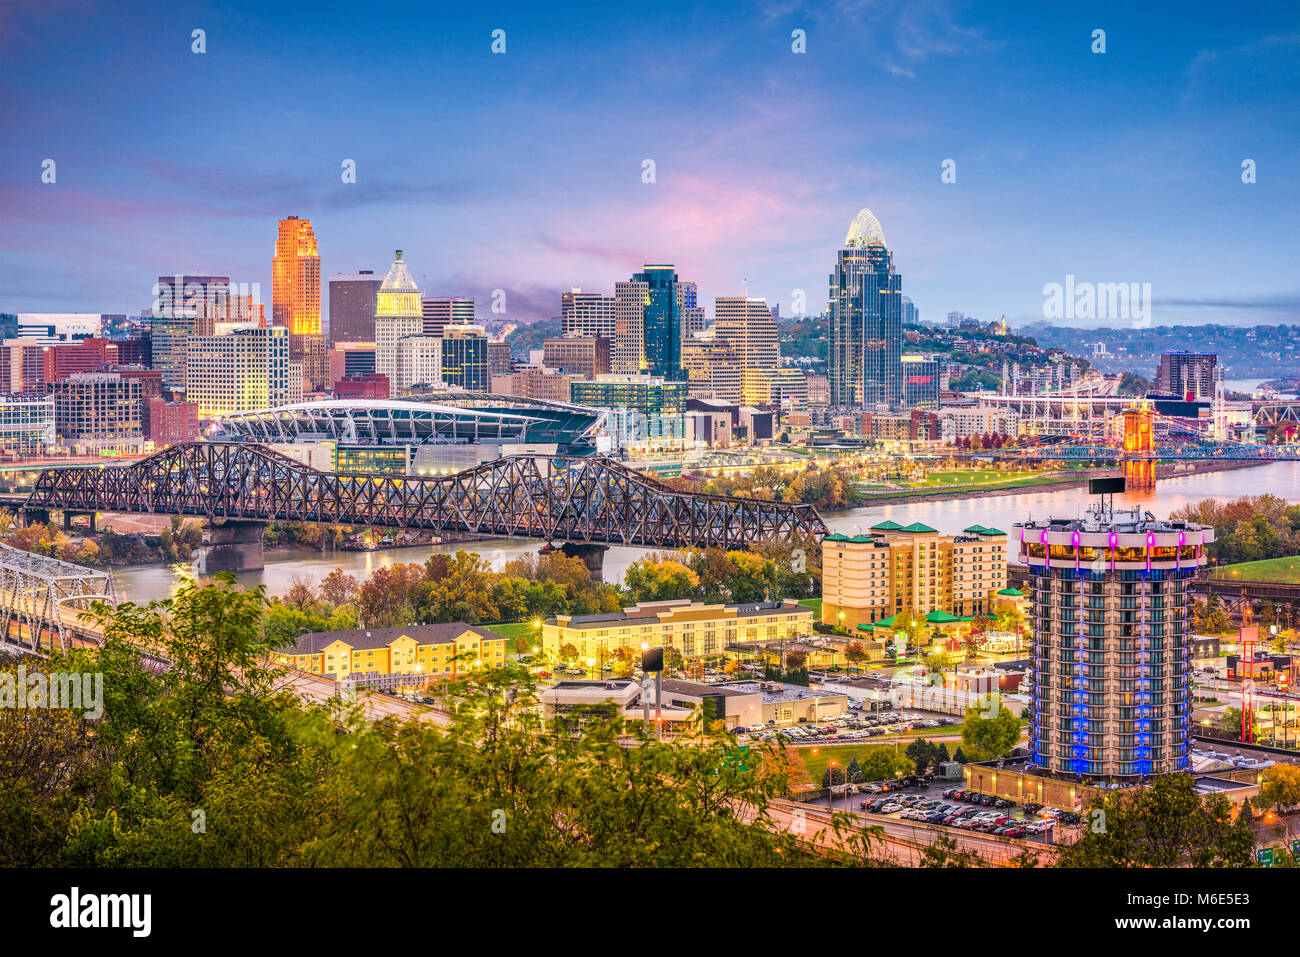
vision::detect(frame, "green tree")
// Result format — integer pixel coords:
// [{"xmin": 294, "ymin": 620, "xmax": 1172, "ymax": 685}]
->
[
  {"xmin": 961, "ymin": 704, "xmax": 1021, "ymax": 761},
  {"xmin": 1058, "ymin": 773, "xmax": 1256, "ymax": 868}
]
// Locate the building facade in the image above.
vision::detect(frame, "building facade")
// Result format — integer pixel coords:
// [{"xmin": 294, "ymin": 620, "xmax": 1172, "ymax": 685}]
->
[
  {"xmin": 1156, "ymin": 350, "xmax": 1217, "ymax": 401},
  {"xmin": 327, "ymin": 271, "xmax": 381, "ymax": 344},
  {"xmin": 1017, "ymin": 505, "xmax": 1212, "ymax": 779},
  {"xmin": 184, "ymin": 325, "xmax": 295, "ymax": 417},
  {"xmin": 50, "ymin": 372, "xmax": 143, "ymax": 450},
  {"xmin": 422, "ymin": 298, "xmax": 475, "ymax": 339},
  {"xmin": 542, "ymin": 599, "xmax": 814, "ymax": 662},
  {"xmin": 828, "ymin": 209, "xmax": 903, "ymax": 409},
  {"xmin": 543, "ymin": 337, "xmax": 610, "ymax": 377},
  {"xmin": 440, "ymin": 324, "xmax": 489, "ymax": 391},
  {"xmin": 277, "ymin": 622, "xmax": 509, "ymax": 680},
  {"xmin": 272, "ymin": 216, "xmax": 326, "ymax": 388},
  {"xmin": 822, "ymin": 522, "xmax": 1008, "ymax": 629},
  {"xmin": 373, "ymin": 251, "xmax": 424, "ymax": 388},
  {"xmin": 632, "ymin": 265, "xmax": 682, "ymax": 381}
]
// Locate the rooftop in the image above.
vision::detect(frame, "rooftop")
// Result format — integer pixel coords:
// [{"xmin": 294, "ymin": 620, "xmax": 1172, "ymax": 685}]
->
[{"xmin": 285, "ymin": 622, "xmax": 504, "ymax": 655}]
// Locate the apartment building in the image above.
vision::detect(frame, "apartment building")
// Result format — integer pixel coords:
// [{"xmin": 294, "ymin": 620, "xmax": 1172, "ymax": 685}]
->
[
  {"xmin": 821, "ymin": 521, "xmax": 1008, "ymax": 630},
  {"xmin": 276, "ymin": 622, "xmax": 509, "ymax": 679}
]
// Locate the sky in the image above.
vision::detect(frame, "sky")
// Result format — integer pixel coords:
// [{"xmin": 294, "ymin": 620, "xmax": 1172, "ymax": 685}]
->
[{"xmin": 1, "ymin": 0, "xmax": 1298, "ymax": 329}]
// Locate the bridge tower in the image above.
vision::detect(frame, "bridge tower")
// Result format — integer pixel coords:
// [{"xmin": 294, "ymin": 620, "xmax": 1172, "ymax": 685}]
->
[{"xmin": 1120, "ymin": 404, "xmax": 1156, "ymax": 490}]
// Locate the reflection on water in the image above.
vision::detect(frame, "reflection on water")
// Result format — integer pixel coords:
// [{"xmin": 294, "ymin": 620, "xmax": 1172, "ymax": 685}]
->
[{"xmin": 108, "ymin": 461, "xmax": 1300, "ymax": 605}]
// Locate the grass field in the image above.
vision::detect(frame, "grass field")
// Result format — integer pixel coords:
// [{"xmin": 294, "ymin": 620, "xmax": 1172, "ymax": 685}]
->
[
  {"xmin": 1214, "ymin": 557, "xmax": 1300, "ymax": 584},
  {"xmin": 484, "ymin": 620, "xmax": 542, "ymax": 647},
  {"xmin": 798, "ymin": 597, "xmax": 823, "ymax": 617}
]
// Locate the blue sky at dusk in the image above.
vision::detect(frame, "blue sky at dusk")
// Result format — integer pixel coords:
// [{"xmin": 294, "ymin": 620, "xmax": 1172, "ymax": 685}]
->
[{"xmin": 1, "ymin": 0, "xmax": 1297, "ymax": 328}]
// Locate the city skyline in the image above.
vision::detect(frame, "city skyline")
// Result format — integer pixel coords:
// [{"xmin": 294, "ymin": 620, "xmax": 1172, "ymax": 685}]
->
[{"xmin": 2, "ymin": 1, "xmax": 1297, "ymax": 328}]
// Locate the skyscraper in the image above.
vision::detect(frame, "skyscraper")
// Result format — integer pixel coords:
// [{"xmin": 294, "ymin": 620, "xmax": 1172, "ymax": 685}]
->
[
  {"xmin": 828, "ymin": 209, "xmax": 903, "ymax": 409},
  {"xmin": 632, "ymin": 265, "xmax": 682, "ymax": 381},
  {"xmin": 1018, "ymin": 503, "xmax": 1212, "ymax": 778},
  {"xmin": 272, "ymin": 216, "xmax": 326, "ymax": 389},
  {"xmin": 714, "ymin": 296, "xmax": 779, "ymax": 406},
  {"xmin": 1156, "ymin": 351, "xmax": 1217, "ymax": 401},
  {"xmin": 421, "ymin": 298, "xmax": 476, "ymax": 339},
  {"xmin": 374, "ymin": 251, "xmax": 424, "ymax": 388},
  {"xmin": 328, "ymin": 271, "xmax": 381, "ymax": 344},
  {"xmin": 677, "ymin": 280, "xmax": 707, "ymax": 343}
]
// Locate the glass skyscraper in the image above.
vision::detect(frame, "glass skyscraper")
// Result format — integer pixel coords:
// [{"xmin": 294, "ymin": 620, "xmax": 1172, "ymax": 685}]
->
[
  {"xmin": 828, "ymin": 209, "xmax": 903, "ymax": 409},
  {"xmin": 632, "ymin": 265, "xmax": 683, "ymax": 381}
]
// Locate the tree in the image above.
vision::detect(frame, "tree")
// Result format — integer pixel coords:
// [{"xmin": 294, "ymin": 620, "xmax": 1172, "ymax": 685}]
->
[
  {"xmin": 284, "ymin": 573, "xmax": 317, "ymax": 611},
  {"xmin": 844, "ymin": 641, "xmax": 868, "ymax": 666},
  {"xmin": 785, "ymin": 650, "xmax": 808, "ymax": 670},
  {"xmin": 319, "ymin": 568, "xmax": 360, "ymax": 606},
  {"xmin": 1259, "ymin": 763, "xmax": 1300, "ymax": 811},
  {"xmin": 961, "ymin": 704, "xmax": 1021, "ymax": 761},
  {"xmin": 625, "ymin": 557, "xmax": 700, "ymax": 604},
  {"xmin": 1058, "ymin": 773, "xmax": 1256, "ymax": 868},
  {"xmin": 952, "ymin": 747, "xmax": 968, "ymax": 764},
  {"xmin": 845, "ymin": 757, "xmax": 863, "ymax": 784}
]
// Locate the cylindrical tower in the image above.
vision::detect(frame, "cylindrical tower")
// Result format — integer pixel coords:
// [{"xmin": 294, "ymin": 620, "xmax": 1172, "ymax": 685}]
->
[{"xmin": 1016, "ymin": 506, "xmax": 1213, "ymax": 780}]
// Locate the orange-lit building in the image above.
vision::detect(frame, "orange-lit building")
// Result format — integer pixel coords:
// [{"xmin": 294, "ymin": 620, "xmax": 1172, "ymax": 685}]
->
[
  {"xmin": 1120, "ymin": 403, "xmax": 1156, "ymax": 490},
  {"xmin": 273, "ymin": 216, "xmax": 326, "ymax": 389}
]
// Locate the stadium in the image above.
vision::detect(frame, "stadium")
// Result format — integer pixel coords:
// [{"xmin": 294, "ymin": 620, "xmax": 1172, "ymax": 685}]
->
[{"xmin": 214, "ymin": 392, "xmax": 603, "ymax": 474}]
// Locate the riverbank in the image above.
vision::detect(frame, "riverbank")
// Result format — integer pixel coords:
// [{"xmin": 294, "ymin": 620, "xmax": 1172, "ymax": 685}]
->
[{"xmin": 832, "ymin": 459, "xmax": 1265, "ymax": 510}]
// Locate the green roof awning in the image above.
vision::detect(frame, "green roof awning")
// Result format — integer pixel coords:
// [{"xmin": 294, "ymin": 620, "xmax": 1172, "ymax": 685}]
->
[
  {"xmin": 924, "ymin": 610, "xmax": 974, "ymax": 624},
  {"xmin": 871, "ymin": 615, "xmax": 898, "ymax": 629},
  {"xmin": 963, "ymin": 524, "xmax": 1007, "ymax": 536},
  {"xmin": 897, "ymin": 522, "xmax": 938, "ymax": 533},
  {"xmin": 870, "ymin": 520, "xmax": 903, "ymax": 531},
  {"xmin": 997, "ymin": 587, "xmax": 1024, "ymax": 596}
]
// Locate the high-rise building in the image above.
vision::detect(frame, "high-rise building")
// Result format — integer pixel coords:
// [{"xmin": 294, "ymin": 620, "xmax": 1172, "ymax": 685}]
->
[
  {"xmin": 1017, "ymin": 504, "xmax": 1212, "ymax": 778},
  {"xmin": 50, "ymin": 372, "xmax": 144, "ymax": 451},
  {"xmin": 901, "ymin": 354, "xmax": 941, "ymax": 410},
  {"xmin": 329, "ymin": 342, "xmax": 377, "ymax": 387},
  {"xmin": 543, "ymin": 337, "xmax": 611, "ymax": 378},
  {"xmin": 394, "ymin": 336, "xmax": 444, "ymax": 394},
  {"xmin": 561, "ymin": 290, "xmax": 617, "ymax": 341},
  {"xmin": 422, "ymin": 298, "xmax": 475, "ymax": 339},
  {"xmin": 487, "ymin": 341, "xmax": 513, "ymax": 377},
  {"xmin": 0, "ymin": 339, "xmax": 47, "ymax": 394},
  {"xmin": 439, "ymin": 324, "xmax": 489, "ymax": 391},
  {"xmin": 715, "ymin": 296, "xmax": 779, "ymax": 405},
  {"xmin": 1156, "ymin": 351, "xmax": 1217, "ymax": 401},
  {"xmin": 677, "ymin": 281, "xmax": 707, "ymax": 344},
  {"xmin": 828, "ymin": 209, "xmax": 903, "ymax": 409},
  {"xmin": 682, "ymin": 331, "xmax": 742, "ymax": 402},
  {"xmin": 328, "ymin": 271, "xmax": 382, "ymax": 344},
  {"xmin": 901, "ymin": 296, "xmax": 919, "ymax": 326},
  {"xmin": 272, "ymin": 216, "xmax": 326, "ymax": 388},
  {"xmin": 0, "ymin": 396, "xmax": 56, "ymax": 456},
  {"xmin": 821, "ymin": 522, "xmax": 1007, "ymax": 629},
  {"xmin": 374, "ymin": 251, "xmax": 424, "ymax": 388},
  {"xmin": 632, "ymin": 265, "xmax": 682, "ymax": 380},
  {"xmin": 184, "ymin": 325, "xmax": 295, "ymax": 417},
  {"xmin": 562, "ymin": 286, "xmax": 646, "ymax": 375}
]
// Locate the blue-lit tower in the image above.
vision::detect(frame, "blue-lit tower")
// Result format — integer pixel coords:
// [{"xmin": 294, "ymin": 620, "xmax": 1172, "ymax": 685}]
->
[{"xmin": 1016, "ymin": 502, "xmax": 1213, "ymax": 780}]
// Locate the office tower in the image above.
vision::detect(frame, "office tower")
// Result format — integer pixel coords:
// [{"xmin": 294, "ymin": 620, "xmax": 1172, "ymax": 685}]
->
[
  {"xmin": 144, "ymin": 275, "xmax": 229, "ymax": 390},
  {"xmin": 394, "ymin": 336, "xmax": 444, "ymax": 394},
  {"xmin": 487, "ymin": 341, "xmax": 513, "ymax": 376},
  {"xmin": 422, "ymin": 298, "xmax": 475, "ymax": 339},
  {"xmin": 0, "ymin": 396, "xmax": 55, "ymax": 455},
  {"xmin": 715, "ymin": 297, "xmax": 780, "ymax": 406},
  {"xmin": 184, "ymin": 325, "xmax": 294, "ymax": 417},
  {"xmin": 613, "ymin": 281, "xmax": 648, "ymax": 375},
  {"xmin": 272, "ymin": 216, "xmax": 326, "ymax": 388},
  {"xmin": 50, "ymin": 372, "xmax": 143, "ymax": 450},
  {"xmin": 901, "ymin": 296, "xmax": 919, "ymax": 326},
  {"xmin": 828, "ymin": 209, "xmax": 903, "ymax": 409},
  {"xmin": 821, "ymin": 523, "xmax": 1007, "ymax": 628},
  {"xmin": 329, "ymin": 342, "xmax": 377, "ymax": 387},
  {"xmin": 1018, "ymin": 504, "xmax": 1212, "ymax": 778},
  {"xmin": 374, "ymin": 251, "xmax": 424, "ymax": 387},
  {"xmin": 632, "ymin": 265, "xmax": 682, "ymax": 380},
  {"xmin": 328, "ymin": 271, "xmax": 382, "ymax": 344},
  {"xmin": 901, "ymin": 354, "xmax": 941, "ymax": 410},
  {"xmin": 543, "ymin": 337, "xmax": 611, "ymax": 378},
  {"xmin": 561, "ymin": 290, "xmax": 617, "ymax": 341},
  {"xmin": 0, "ymin": 339, "xmax": 47, "ymax": 393},
  {"xmin": 682, "ymin": 331, "xmax": 742, "ymax": 402},
  {"xmin": 1156, "ymin": 351, "xmax": 1217, "ymax": 401},
  {"xmin": 152, "ymin": 275, "xmax": 230, "ymax": 318},
  {"xmin": 440, "ymin": 324, "xmax": 489, "ymax": 391},
  {"xmin": 677, "ymin": 281, "xmax": 707, "ymax": 343}
]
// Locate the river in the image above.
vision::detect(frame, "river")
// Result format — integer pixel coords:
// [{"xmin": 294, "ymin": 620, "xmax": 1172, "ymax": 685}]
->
[{"xmin": 107, "ymin": 461, "xmax": 1300, "ymax": 605}]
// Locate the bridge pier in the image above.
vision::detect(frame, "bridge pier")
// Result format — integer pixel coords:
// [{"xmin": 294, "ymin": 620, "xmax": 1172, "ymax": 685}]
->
[
  {"xmin": 21, "ymin": 508, "xmax": 49, "ymax": 528},
  {"xmin": 559, "ymin": 542, "xmax": 609, "ymax": 582},
  {"xmin": 62, "ymin": 510, "xmax": 96, "ymax": 533},
  {"xmin": 195, "ymin": 520, "xmax": 266, "ymax": 574}
]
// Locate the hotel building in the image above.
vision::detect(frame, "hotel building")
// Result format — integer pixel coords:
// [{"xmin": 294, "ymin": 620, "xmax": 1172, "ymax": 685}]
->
[
  {"xmin": 821, "ymin": 521, "xmax": 1008, "ymax": 630},
  {"xmin": 1017, "ymin": 505, "xmax": 1213, "ymax": 779},
  {"xmin": 277, "ymin": 622, "xmax": 509, "ymax": 680},
  {"xmin": 541, "ymin": 599, "xmax": 814, "ymax": 663}
]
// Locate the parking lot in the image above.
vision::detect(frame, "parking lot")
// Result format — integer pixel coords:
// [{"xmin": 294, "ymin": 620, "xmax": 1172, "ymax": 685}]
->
[
  {"xmin": 806, "ymin": 778, "xmax": 1081, "ymax": 846},
  {"xmin": 733, "ymin": 707, "xmax": 957, "ymax": 745}
]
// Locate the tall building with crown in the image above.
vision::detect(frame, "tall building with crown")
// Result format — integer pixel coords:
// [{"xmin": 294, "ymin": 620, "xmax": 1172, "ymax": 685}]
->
[
  {"xmin": 374, "ymin": 251, "xmax": 425, "ymax": 391},
  {"xmin": 272, "ymin": 216, "xmax": 326, "ymax": 389},
  {"xmin": 828, "ymin": 209, "xmax": 903, "ymax": 409}
]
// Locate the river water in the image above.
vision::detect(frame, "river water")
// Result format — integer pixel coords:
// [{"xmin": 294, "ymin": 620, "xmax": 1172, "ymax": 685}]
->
[{"xmin": 107, "ymin": 461, "xmax": 1300, "ymax": 606}]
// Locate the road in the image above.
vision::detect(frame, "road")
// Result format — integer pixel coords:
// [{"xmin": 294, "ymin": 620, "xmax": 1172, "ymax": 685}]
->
[{"xmin": 275, "ymin": 669, "xmax": 451, "ymax": 726}]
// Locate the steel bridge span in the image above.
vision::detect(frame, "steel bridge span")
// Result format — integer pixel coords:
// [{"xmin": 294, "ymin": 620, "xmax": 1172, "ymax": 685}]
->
[
  {"xmin": 23, "ymin": 442, "xmax": 829, "ymax": 577},
  {"xmin": 0, "ymin": 541, "xmax": 115, "ymax": 655},
  {"xmin": 1000, "ymin": 444, "xmax": 1300, "ymax": 463}
]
